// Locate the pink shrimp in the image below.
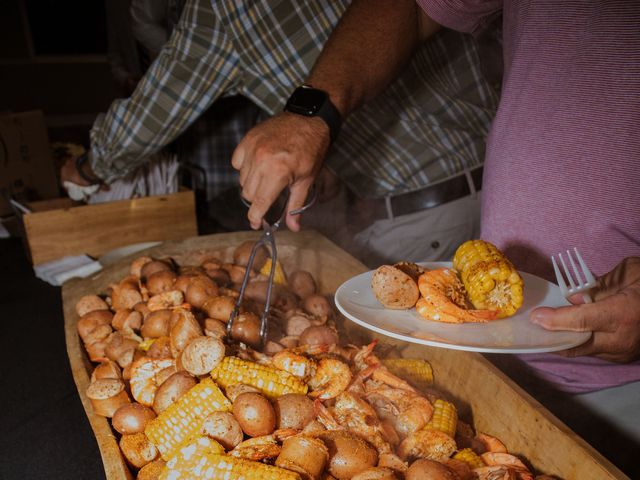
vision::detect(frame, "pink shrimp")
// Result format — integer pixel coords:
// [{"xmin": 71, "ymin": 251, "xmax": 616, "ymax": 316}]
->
[{"xmin": 416, "ymin": 268, "xmax": 497, "ymax": 323}]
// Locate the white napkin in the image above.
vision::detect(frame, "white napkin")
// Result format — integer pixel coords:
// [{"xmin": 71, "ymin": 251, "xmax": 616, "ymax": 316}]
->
[
  {"xmin": 34, "ymin": 254, "xmax": 103, "ymax": 286},
  {"xmin": 63, "ymin": 181, "xmax": 101, "ymax": 201},
  {"xmin": 87, "ymin": 153, "xmax": 179, "ymax": 204}
]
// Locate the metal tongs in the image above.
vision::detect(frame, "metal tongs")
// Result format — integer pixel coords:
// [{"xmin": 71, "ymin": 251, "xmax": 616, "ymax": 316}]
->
[{"xmin": 226, "ymin": 186, "xmax": 317, "ymax": 347}]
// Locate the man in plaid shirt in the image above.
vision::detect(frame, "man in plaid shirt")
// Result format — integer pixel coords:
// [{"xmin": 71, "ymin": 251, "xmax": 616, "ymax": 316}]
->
[{"xmin": 62, "ymin": 0, "xmax": 500, "ymax": 263}]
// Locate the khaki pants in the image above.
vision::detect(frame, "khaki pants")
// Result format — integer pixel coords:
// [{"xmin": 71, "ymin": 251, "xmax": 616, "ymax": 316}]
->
[{"xmin": 301, "ymin": 185, "xmax": 481, "ymax": 268}]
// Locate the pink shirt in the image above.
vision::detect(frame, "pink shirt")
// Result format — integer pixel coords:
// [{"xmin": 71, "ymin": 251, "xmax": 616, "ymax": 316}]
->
[{"xmin": 417, "ymin": 0, "xmax": 640, "ymax": 393}]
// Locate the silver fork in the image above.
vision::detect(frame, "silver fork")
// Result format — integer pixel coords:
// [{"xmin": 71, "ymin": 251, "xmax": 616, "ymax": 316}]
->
[{"xmin": 551, "ymin": 247, "xmax": 596, "ymax": 303}]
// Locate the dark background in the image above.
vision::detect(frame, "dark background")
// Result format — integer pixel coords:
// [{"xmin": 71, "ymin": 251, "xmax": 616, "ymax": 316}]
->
[
  {"xmin": 1, "ymin": 5, "xmax": 111, "ymax": 476},
  {"xmin": 1, "ymin": 0, "xmax": 117, "ymax": 144},
  {"xmin": 24, "ymin": 0, "xmax": 108, "ymax": 55},
  {"xmin": 0, "ymin": 237, "xmax": 105, "ymax": 479}
]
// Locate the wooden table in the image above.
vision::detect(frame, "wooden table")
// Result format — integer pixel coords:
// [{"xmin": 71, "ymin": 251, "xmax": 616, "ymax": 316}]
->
[{"xmin": 62, "ymin": 231, "xmax": 628, "ymax": 480}]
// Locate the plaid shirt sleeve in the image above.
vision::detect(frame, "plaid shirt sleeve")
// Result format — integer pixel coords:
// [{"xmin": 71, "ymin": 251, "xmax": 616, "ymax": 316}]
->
[
  {"xmin": 177, "ymin": 96, "xmax": 266, "ymax": 200},
  {"xmin": 90, "ymin": 0, "xmax": 241, "ymax": 183}
]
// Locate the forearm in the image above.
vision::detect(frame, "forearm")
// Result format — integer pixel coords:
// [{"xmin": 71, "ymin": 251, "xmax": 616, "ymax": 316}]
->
[
  {"xmin": 91, "ymin": 0, "xmax": 239, "ymax": 182},
  {"xmin": 307, "ymin": 0, "xmax": 440, "ymax": 117}
]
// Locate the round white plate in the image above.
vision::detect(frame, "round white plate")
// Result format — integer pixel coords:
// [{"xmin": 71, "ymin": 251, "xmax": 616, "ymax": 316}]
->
[{"xmin": 335, "ymin": 262, "xmax": 591, "ymax": 353}]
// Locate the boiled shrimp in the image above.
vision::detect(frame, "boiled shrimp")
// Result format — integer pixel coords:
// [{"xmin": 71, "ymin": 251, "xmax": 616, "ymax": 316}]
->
[
  {"xmin": 272, "ymin": 350, "xmax": 316, "ymax": 380},
  {"xmin": 473, "ymin": 466, "xmax": 521, "ymax": 480},
  {"xmin": 417, "ymin": 268, "xmax": 497, "ymax": 323},
  {"xmin": 397, "ymin": 427, "xmax": 457, "ymax": 462},
  {"xmin": 308, "ymin": 357, "xmax": 352, "ymax": 399},
  {"xmin": 315, "ymin": 392, "xmax": 393, "ymax": 454},
  {"xmin": 354, "ymin": 341, "xmax": 416, "ymax": 392},
  {"xmin": 333, "ymin": 392, "xmax": 395, "ymax": 453},
  {"xmin": 474, "ymin": 452, "xmax": 533, "ymax": 480},
  {"xmin": 229, "ymin": 428, "xmax": 298, "ymax": 461},
  {"xmin": 481, "ymin": 453, "xmax": 530, "ymax": 472},
  {"xmin": 272, "ymin": 344, "xmax": 329, "ymax": 380},
  {"xmin": 476, "ymin": 432, "xmax": 508, "ymax": 453},
  {"xmin": 364, "ymin": 384, "xmax": 434, "ymax": 439}
]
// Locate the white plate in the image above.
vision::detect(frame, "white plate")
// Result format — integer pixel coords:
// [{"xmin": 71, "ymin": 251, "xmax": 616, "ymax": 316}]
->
[{"xmin": 335, "ymin": 262, "xmax": 591, "ymax": 353}]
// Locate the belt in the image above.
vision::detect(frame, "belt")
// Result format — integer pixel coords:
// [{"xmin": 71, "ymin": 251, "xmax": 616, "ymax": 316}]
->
[{"xmin": 357, "ymin": 167, "xmax": 483, "ymax": 221}]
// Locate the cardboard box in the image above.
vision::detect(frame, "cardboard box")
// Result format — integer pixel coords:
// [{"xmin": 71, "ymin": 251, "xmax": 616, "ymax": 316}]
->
[
  {"xmin": 22, "ymin": 189, "xmax": 198, "ymax": 265},
  {"xmin": 0, "ymin": 110, "xmax": 59, "ymax": 216}
]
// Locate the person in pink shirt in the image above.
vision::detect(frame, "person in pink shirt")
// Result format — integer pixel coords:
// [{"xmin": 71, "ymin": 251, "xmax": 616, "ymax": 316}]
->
[{"xmin": 231, "ymin": 0, "xmax": 639, "ymax": 475}]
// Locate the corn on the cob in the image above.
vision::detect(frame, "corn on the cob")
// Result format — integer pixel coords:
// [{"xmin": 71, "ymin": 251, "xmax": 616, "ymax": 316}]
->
[
  {"xmin": 382, "ymin": 358, "xmax": 434, "ymax": 390},
  {"xmin": 260, "ymin": 259, "xmax": 287, "ymax": 285},
  {"xmin": 161, "ymin": 452, "xmax": 302, "ymax": 480},
  {"xmin": 426, "ymin": 399, "xmax": 457, "ymax": 438},
  {"xmin": 211, "ymin": 356, "xmax": 308, "ymax": 399},
  {"xmin": 164, "ymin": 436, "xmax": 224, "ymax": 467},
  {"xmin": 145, "ymin": 378, "xmax": 231, "ymax": 460},
  {"xmin": 454, "ymin": 448, "xmax": 486, "ymax": 469},
  {"xmin": 453, "ymin": 239, "xmax": 524, "ymax": 318}
]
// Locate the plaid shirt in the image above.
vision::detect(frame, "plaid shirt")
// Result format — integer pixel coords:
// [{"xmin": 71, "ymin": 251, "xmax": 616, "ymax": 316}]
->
[
  {"xmin": 91, "ymin": 0, "xmax": 500, "ymax": 199},
  {"xmin": 177, "ymin": 95, "xmax": 264, "ymax": 200}
]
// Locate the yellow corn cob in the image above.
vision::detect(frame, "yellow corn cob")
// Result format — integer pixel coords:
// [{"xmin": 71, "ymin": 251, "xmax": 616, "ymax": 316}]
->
[
  {"xmin": 145, "ymin": 378, "xmax": 231, "ymax": 460},
  {"xmin": 426, "ymin": 399, "xmax": 457, "ymax": 438},
  {"xmin": 454, "ymin": 448, "xmax": 486, "ymax": 469},
  {"xmin": 161, "ymin": 451, "xmax": 302, "ymax": 480},
  {"xmin": 138, "ymin": 338, "xmax": 155, "ymax": 351},
  {"xmin": 211, "ymin": 356, "xmax": 307, "ymax": 399},
  {"xmin": 382, "ymin": 358, "xmax": 434, "ymax": 390},
  {"xmin": 453, "ymin": 239, "xmax": 524, "ymax": 318},
  {"xmin": 164, "ymin": 436, "xmax": 224, "ymax": 470},
  {"xmin": 260, "ymin": 259, "xmax": 287, "ymax": 285}
]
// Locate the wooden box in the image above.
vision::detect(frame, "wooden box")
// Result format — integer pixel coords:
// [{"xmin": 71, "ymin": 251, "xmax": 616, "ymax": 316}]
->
[
  {"xmin": 61, "ymin": 231, "xmax": 628, "ymax": 480},
  {"xmin": 23, "ymin": 190, "xmax": 197, "ymax": 265}
]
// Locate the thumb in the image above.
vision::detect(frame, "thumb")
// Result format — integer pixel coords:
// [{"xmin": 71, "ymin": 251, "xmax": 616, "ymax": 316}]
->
[{"xmin": 530, "ymin": 299, "xmax": 614, "ymax": 333}]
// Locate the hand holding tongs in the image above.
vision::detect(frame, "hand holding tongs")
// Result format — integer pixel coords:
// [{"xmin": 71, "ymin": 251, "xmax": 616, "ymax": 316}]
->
[{"xmin": 226, "ymin": 186, "xmax": 317, "ymax": 347}]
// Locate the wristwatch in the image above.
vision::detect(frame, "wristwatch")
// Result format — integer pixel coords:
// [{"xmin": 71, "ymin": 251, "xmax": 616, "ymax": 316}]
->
[
  {"xmin": 284, "ymin": 85, "xmax": 342, "ymax": 143},
  {"xmin": 75, "ymin": 152, "xmax": 103, "ymax": 185}
]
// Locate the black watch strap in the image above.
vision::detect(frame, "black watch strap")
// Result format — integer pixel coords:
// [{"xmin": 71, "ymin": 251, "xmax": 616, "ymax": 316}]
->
[
  {"xmin": 75, "ymin": 152, "xmax": 103, "ymax": 185},
  {"xmin": 284, "ymin": 85, "xmax": 342, "ymax": 143},
  {"xmin": 316, "ymin": 96, "xmax": 341, "ymax": 143}
]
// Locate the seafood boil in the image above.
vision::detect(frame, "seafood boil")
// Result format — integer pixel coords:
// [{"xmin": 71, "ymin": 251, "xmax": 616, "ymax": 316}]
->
[{"xmin": 76, "ymin": 239, "xmax": 553, "ymax": 480}]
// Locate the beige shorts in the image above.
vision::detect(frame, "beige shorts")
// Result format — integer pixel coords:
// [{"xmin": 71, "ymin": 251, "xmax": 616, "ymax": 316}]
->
[{"xmin": 350, "ymin": 194, "xmax": 481, "ymax": 267}]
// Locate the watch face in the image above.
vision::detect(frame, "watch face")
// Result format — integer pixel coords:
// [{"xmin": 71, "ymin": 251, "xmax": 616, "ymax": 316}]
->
[{"xmin": 285, "ymin": 87, "xmax": 327, "ymax": 116}]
